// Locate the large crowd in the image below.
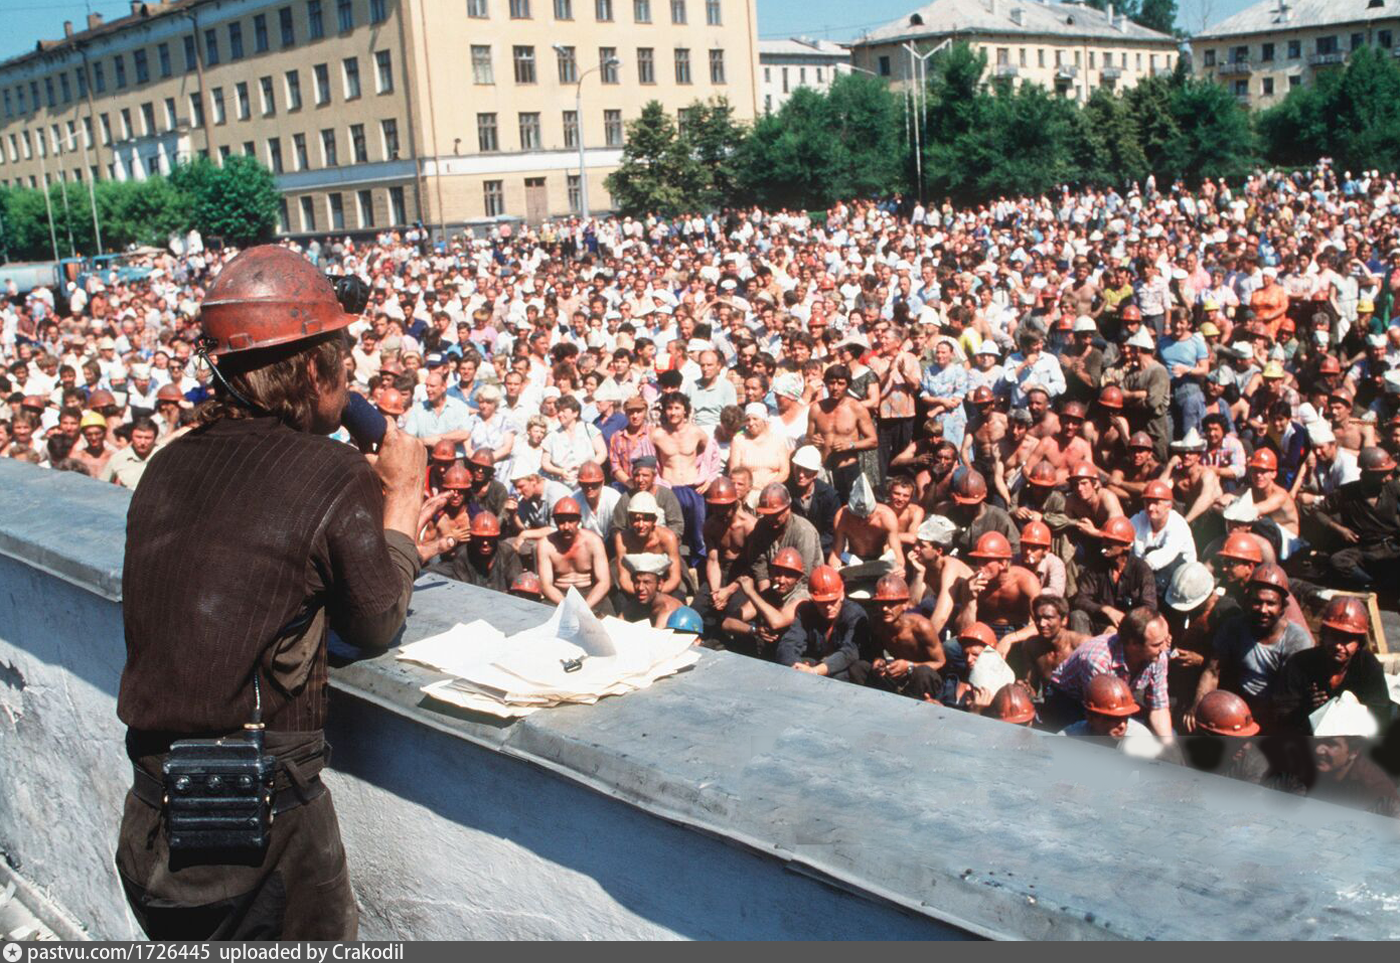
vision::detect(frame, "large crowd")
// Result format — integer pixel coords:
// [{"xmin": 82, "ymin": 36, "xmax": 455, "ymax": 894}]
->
[{"xmin": 4, "ymin": 163, "xmax": 1400, "ymax": 816}]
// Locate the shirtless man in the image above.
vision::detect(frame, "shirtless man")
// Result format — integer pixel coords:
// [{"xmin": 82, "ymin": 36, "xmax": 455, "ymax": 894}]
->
[
  {"xmin": 1163, "ymin": 430, "xmax": 1222, "ymax": 524},
  {"xmin": 848, "ymin": 574, "xmax": 946, "ymax": 701},
  {"xmin": 537, "ymin": 497, "xmax": 613, "ymax": 614},
  {"xmin": 885, "ymin": 475, "xmax": 926, "ymax": 549},
  {"xmin": 652, "ymin": 391, "xmax": 708, "ymax": 488},
  {"xmin": 73, "ymin": 414, "xmax": 116, "ymax": 477},
  {"xmin": 1025, "ymin": 400, "xmax": 1094, "ymax": 484},
  {"xmin": 433, "ymin": 465, "xmax": 475, "ymax": 546},
  {"xmin": 911, "ymin": 440, "xmax": 961, "ymax": 510},
  {"xmin": 698, "ymin": 477, "xmax": 756, "ymax": 625},
  {"xmin": 611, "ymin": 491, "xmax": 684, "ymax": 597},
  {"xmin": 727, "ymin": 403, "xmax": 790, "ymax": 492},
  {"xmin": 1327, "ymin": 388, "xmax": 1376, "ymax": 452},
  {"xmin": 1025, "ymin": 386, "xmax": 1061, "ymax": 441},
  {"xmin": 725, "ymin": 548, "xmax": 809, "ymax": 657},
  {"xmin": 1019, "ymin": 594, "xmax": 1087, "ymax": 694},
  {"xmin": 1063, "ymin": 463, "xmax": 1125, "ymax": 541},
  {"xmin": 807, "ymin": 362, "xmax": 879, "ymax": 502},
  {"xmin": 952, "ymin": 531, "xmax": 1042, "ymax": 659},
  {"xmin": 618, "ymin": 557, "xmax": 684, "ymax": 628},
  {"xmin": 906, "ymin": 514, "xmax": 974, "ymax": 637},
  {"xmin": 828, "ymin": 475, "xmax": 904, "ymax": 575},
  {"xmin": 1084, "ymin": 385, "xmax": 1131, "ymax": 470},
  {"xmin": 1108, "ymin": 431, "xmax": 1162, "ymax": 508},
  {"xmin": 960, "ymin": 386, "xmax": 1007, "ymax": 466},
  {"xmin": 1224, "ymin": 447, "xmax": 1299, "ymax": 532}
]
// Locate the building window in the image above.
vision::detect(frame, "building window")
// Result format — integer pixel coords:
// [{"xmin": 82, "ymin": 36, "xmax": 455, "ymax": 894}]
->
[
  {"xmin": 243, "ymin": 140, "xmax": 255, "ymax": 156},
  {"xmin": 133, "ymin": 50, "xmax": 150, "ymax": 84},
  {"xmin": 1230, "ymin": 45, "xmax": 1247, "ymax": 63},
  {"xmin": 1202, "ymin": 49, "xmax": 1215, "ymax": 66},
  {"xmin": 141, "ymin": 102, "xmax": 156, "ymax": 136},
  {"xmin": 555, "ymin": 0, "xmax": 573, "ymax": 18},
  {"xmin": 390, "ymin": 185, "xmax": 406, "ymax": 223},
  {"xmin": 709, "ymin": 49, "xmax": 725, "ymax": 83},
  {"xmin": 596, "ymin": 0, "xmax": 614, "ymax": 20},
  {"xmin": 371, "ymin": 0, "xmax": 388, "ymax": 23},
  {"xmin": 344, "ymin": 57, "xmax": 362, "ymax": 99},
  {"xmin": 254, "ymin": 14, "xmax": 270, "ymax": 52},
  {"xmin": 634, "ymin": 0, "xmax": 651, "ymax": 22},
  {"xmin": 382, "ymin": 118, "xmax": 400, "ymax": 157},
  {"xmin": 60, "ymin": 73, "xmax": 72, "ymax": 104},
  {"xmin": 294, "ymin": 132, "xmax": 309, "ymax": 169},
  {"xmin": 358, "ymin": 189, "xmax": 375, "ymax": 227},
  {"xmin": 300, "ymin": 195, "xmax": 317, "ymax": 231},
  {"xmin": 350, "ymin": 123, "xmax": 368, "ymax": 162},
  {"xmin": 478, "ymin": 112, "xmax": 499, "ymax": 151},
  {"xmin": 1260, "ymin": 42, "xmax": 1275, "ymax": 62},
  {"xmin": 338, "ymin": 0, "xmax": 354, "ymax": 31},
  {"xmin": 76, "ymin": 68, "xmax": 88, "ymax": 98},
  {"xmin": 205, "ymin": 29, "xmax": 220, "ymax": 66},
  {"xmin": 563, "ymin": 109, "xmax": 578, "ymax": 147},
  {"xmin": 189, "ymin": 94, "xmax": 205, "ymax": 128},
  {"xmin": 1381, "ymin": 30, "xmax": 1394, "ymax": 48},
  {"xmin": 268, "ymin": 137, "xmax": 284, "ymax": 172},
  {"xmin": 671, "ymin": 0, "xmax": 686, "ymax": 22},
  {"xmin": 604, "ymin": 108, "xmax": 622, "ymax": 146},
  {"xmin": 484, "ymin": 180, "xmax": 505, "ymax": 216},
  {"xmin": 519, "ymin": 112, "xmax": 542, "ymax": 149},
  {"xmin": 511, "ymin": 0, "xmax": 531, "ymax": 16},
  {"xmin": 1316, "ymin": 35, "xmax": 1338, "ymax": 55},
  {"xmin": 114, "ymin": 56, "xmax": 128, "ymax": 89},
  {"xmin": 235, "ymin": 82, "xmax": 251, "ymax": 120},
  {"xmin": 817, "ymin": 67, "xmax": 824, "ymax": 82},
  {"xmin": 468, "ymin": 0, "xmax": 488, "ymax": 17},
  {"xmin": 1351, "ymin": 32, "xmax": 1365, "ymax": 50},
  {"xmin": 376, "ymin": 50, "xmax": 394, "ymax": 93},
  {"xmin": 278, "ymin": 198, "xmax": 290, "ymax": 232},
  {"xmin": 601, "ymin": 47, "xmax": 619, "ymax": 82},
  {"xmin": 286, "ymin": 70, "xmax": 303, "ymax": 109},
  {"xmin": 1288, "ymin": 39, "xmax": 1301, "ymax": 59},
  {"xmin": 472, "ymin": 46, "xmax": 495, "ymax": 83},
  {"xmin": 229, "ymin": 23, "xmax": 245, "ymax": 60},
  {"xmin": 281, "ymin": 6, "xmax": 296, "ymax": 45},
  {"xmin": 321, "ymin": 128, "xmax": 338, "ymax": 165},
  {"xmin": 675, "ymin": 48, "xmax": 691, "ymax": 83},
  {"xmin": 514, "ymin": 46, "xmax": 537, "ymax": 83},
  {"xmin": 567, "ymin": 174, "xmax": 581, "ymax": 212},
  {"xmin": 119, "ymin": 108, "xmax": 133, "ymax": 140},
  {"xmin": 1289, "ymin": 74, "xmax": 1301, "ymax": 88},
  {"xmin": 315, "ymin": 64, "xmax": 331, "ymax": 104},
  {"xmin": 261, "ymin": 77, "xmax": 276, "ymax": 115},
  {"xmin": 705, "ymin": 0, "xmax": 720, "ymax": 24},
  {"xmin": 557, "ymin": 46, "xmax": 578, "ymax": 83},
  {"xmin": 1262, "ymin": 77, "xmax": 1275, "ymax": 95},
  {"xmin": 878, "ymin": 55, "xmax": 890, "ymax": 76},
  {"xmin": 638, "ymin": 47, "xmax": 655, "ymax": 83},
  {"xmin": 309, "ymin": 0, "xmax": 326, "ymax": 38},
  {"xmin": 1233, "ymin": 79, "xmax": 1247, "ymax": 96},
  {"xmin": 212, "ymin": 88, "xmax": 227, "ymax": 125}
]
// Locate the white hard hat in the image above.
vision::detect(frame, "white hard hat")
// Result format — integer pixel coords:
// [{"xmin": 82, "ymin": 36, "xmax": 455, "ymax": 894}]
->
[{"xmin": 627, "ymin": 491, "xmax": 660, "ymax": 517}]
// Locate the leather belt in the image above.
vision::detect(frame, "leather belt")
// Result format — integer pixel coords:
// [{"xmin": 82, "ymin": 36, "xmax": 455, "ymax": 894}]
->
[{"xmin": 130, "ymin": 759, "xmax": 327, "ymax": 817}]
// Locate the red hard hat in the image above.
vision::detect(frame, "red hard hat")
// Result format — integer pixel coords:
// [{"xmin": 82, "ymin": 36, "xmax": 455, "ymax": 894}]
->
[
  {"xmin": 958, "ymin": 621, "xmax": 997, "ymax": 649},
  {"xmin": 873, "ymin": 574, "xmax": 911, "ymax": 602},
  {"xmin": 1320, "ymin": 596, "xmax": 1370, "ymax": 636},
  {"xmin": 431, "ymin": 440, "xmax": 457, "ymax": 463},
  {"xmin": 1020, "ymin": 520, "xmax": 1052, "ymax": 548},
  {"xmin": 577, "ymin": 461, "xmax": 605, "ymax": 483},
  {"xmin": 1359, "ymin": 446, "xmax": 1397, "ymax": 473},
  {"xmin": 86, "ymin": 390, "xmax": 117, "ymax": 409},
  {"xmin": 1195, "ymin": 690, "xmax": 1260, "ymax": 737},
  {"xmin": 1069, "ymin": 462, "xmax": 1099, "ymax": 482},
  {"xmin": 705, "ymin": 476, "xmax": 739, "ymax": 504},
  {"xmin": 967, "ymin": 530, "xmax": 1014, "ymax": 560},
  {"xmin": 1083, "ymin": 673, "xmax": 1140, "ymax": 716},
  {"xmin": 1120, "ymin": 304, "xmax": 1142, "ymax": 322},
  {"xmin": 552, "ymin": 496, "xmax": 582, "ymax": 518},
  {"xmin": 1100, "ymin": 516, "xmax": 1136, "ymax": 544},
  {"xmin": 469, "ymin": 512, "xmax": 502, "ymax": 537},
  {"xmin": 1247, "ymin": 447, "xmax": 1278, "ymax": 471},
  {"xmin": 1026, "ymin": 461, "xmax": 1058, "ymax": 488},
  {"xmin": 156, "ymin": 384, "xmax": 184, "ymax": 402},
  {"xmin": 441, "ymin": 465, "xmax": 472, "ymax": 489},
  {"xmin": 1128, "ymin": 431, "xmax": 1155, "ymax": 450},
  {"xmin": 1218, "ymin": 532, "xmax": 1264, "ymax": 564},
  {"xmin": 990, "ymin": 684, "xmax": 1037, "ymax": 725},
  {"xmin": 771, "ymin": 547, "xmax": 806, "ymax": 574},
  {"xmin": 756, "ymin": 482, "xmax": 792, "ymax": 515},
  {"xmin": 468, "ymin": 447, "xmax": 496, "ymax": 468},
  {"xmin": 1142, "ymin": 480, "xmax": 1173, "ymax": 502},
  {"xmin": 377, "ymin": 387, "xmax": 408, "ymax": 416},
  {"xmin": 808, "ymin": 565, "xmax": 845, "ymax": 602},
  {"xmin": 1319, "ymin": 356, "xmax": 1342, "ymax": 375},
  {"xmin": 199, "ymin": 245, "xmax": 351, "ymax": 355},
  {"xmin": 510, "ymin": 571, "xmax": 543, "ymax": 597},
  {"xmin": 1098, "ymin": 386, "xmax": 1124, "ymax": 410},
  {"xmin": 21, "ymin": 394, "xmax": 47, "ymax": 410},
  {"xmin": 971, "ymin": 385, "xmax": 995, "ymax": 405},
  {"xmin": 1061, "ymin": 400, "xmax": 1088, "ymax": 421},
  {"xmin": 1247, "ymin": 562, "xmax": 1290, "ymax": 597},
  {"xmin": 952, "ymin": 468, "xmax": 988, "ymax": 505}
]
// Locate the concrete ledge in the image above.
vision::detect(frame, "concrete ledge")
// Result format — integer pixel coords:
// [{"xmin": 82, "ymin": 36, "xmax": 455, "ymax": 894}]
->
[{"xmin": 2, "ymin": 457, "xmax": 1400, "ymax": 940}]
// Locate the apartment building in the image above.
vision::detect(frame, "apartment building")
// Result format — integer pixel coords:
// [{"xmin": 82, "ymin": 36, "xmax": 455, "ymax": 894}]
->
[
  {"xmin": 849, "ymin": 0, "xmax": 1179, "ymax": 103},
  {"xmin": 0, "ymin": 0, "xmax": 760, "ymax": 236},
  {"xmin": 758, "ymin": 38, "xmax": 850, "ymax": 113},
  {"xmin": 1194, "ymin": 0, "xmax": 1399, "ymax": 108}
]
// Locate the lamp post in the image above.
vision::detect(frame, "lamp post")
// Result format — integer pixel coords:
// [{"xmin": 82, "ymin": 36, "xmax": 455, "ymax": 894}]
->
[
  {"xmin": 554, "ymin": 45, "xmax": 620, "ymax": 223},
  {"xmin": 902, "ymin": 38, "xmax": 951, "ymax": 203}
]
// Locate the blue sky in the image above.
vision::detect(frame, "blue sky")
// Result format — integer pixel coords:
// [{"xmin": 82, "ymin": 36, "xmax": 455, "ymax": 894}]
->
[{"xmin": 0, "ymin": 0, "xmax": 1259, "ymax": 62}]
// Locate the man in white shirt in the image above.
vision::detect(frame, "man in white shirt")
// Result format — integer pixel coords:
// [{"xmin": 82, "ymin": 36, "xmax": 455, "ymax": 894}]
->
[{"xmin": 1131, "ymin": 479, "xmax": 1197, "ymax": 595}]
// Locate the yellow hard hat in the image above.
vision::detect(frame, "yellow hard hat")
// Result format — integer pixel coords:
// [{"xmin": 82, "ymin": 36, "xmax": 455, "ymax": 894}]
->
[{"xmin": 80, "ymin": 411, "xmax": 108, "ymax": 430}]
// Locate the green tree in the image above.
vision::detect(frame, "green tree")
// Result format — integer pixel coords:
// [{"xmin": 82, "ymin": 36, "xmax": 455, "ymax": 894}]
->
[
  {"xmin": 1135, "ymin": 0, "xmax": 1178, "ymax": 36},
  {"xmin": 1077, "ymin": 86, "xmax": 1149, "ymax": 186},
  {"xmin": 604, "ymin": 101, "xmax": 697, "ymax": 217},
  {"xmin": 1259, "ymin": 46, "xmax": 1400, "ymax": 172},
  {"xmin": 169, "ymin": 155, "xmax": 280, "ymax": 246},
  {"xmin": 1164, "ymin": 76, "xmax": 1258, "ymax": 183},
  {"xmin": 680, "ymin": 97, "xmax": 745, "ymax": 210}
]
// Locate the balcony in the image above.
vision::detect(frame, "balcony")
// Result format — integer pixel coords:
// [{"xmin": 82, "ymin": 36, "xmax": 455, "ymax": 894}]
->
[
  {"xmin": 1055, "ymin": 64, "xmax": 1079, "ymax": 79},
  {"xmin": 1309, "ymin": 51, "xmax": 1347, "ymax": 67},
  {"xmin": 1217, "ymin": 61, "xmax": 1253, "ymax": 76},
  {"xmin": 1152, "ymin": 65, "xmax": 1175, "ymax": 76},
  {"xmin": 1101, "ymin": 65, "xmax": 1123, "ymax": 80},
  {"xmin": 993, "ymin": 63, "xmax": 1019, "ymax": 77}
]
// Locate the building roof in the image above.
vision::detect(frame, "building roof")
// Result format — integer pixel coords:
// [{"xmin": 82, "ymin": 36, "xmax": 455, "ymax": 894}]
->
[
  {"xmin": 758, "ymin": 38, "xmax": 851, "ymax": 58},
  {"xmin": 1197, "ymin": 0, "xmax": 1399, "ymax": 40},
  {"xmin": 0, "ymin": 1, "xmax": 187, "ymax": 74},
  {"xmin": 855, "ymin": 0, "xmax": 1177, "ymax": 47}
]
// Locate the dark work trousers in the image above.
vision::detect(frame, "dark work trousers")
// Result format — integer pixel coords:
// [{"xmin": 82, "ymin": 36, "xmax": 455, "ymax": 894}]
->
[
  {"xmin": 829, "ymin": 460, "xmax": 863, "ymax": 503},
  {"xmin": 1329, "ymin": 540, "xmax": 1400, "ymax": 591},
  {"xmin": 1040, "ymin": 686, "xmax": 1085, "ymax": 732},
  {"xmin": 877, "ymin": 417, "xmax": 915, "ymax": 479},
  {"xmin": 848, "ymin": 660, "xmax": 943, "ymax": 700}
]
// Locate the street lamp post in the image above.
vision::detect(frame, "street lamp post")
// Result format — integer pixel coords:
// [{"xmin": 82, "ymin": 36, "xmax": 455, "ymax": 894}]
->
[
  {"xmin": 555, "ymin": 45, "xmax": 620, "ymax": 223},
  {"xmin": 902, "ymin": 38, "xmax": 951, "ymax": 203}
]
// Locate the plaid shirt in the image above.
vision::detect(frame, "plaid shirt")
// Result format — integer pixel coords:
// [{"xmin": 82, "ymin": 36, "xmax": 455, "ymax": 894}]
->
[{"xmin": 1049, "ymin": 633, "xmax": 1169, "ymax": 711}]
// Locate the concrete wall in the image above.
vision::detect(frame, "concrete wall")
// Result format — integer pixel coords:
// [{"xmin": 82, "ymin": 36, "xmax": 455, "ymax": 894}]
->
[{"xmin": 3, "ymin": 457, "xmax": 1400, "ymax": 940}]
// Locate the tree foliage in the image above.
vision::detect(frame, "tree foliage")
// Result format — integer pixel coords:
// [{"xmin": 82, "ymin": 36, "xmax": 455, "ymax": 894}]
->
[
  {"xmin": 1258, "ymin": 47, "xmax": 1400, "ymax": 172},
  {"xmin": 605, "ymin": 98, "xmax": 747, "ymax": 217},
  {"xmin": 1082, "ymin": 0, "xmax": 1179, "ymax": 36},
  {"xmin": 168, "ymin": 155, "xmax": 280, "ymax": 247}
]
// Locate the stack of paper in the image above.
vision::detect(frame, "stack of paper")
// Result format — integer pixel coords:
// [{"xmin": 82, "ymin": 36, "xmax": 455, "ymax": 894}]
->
[{"xmin": 396, "ymin": 589, "xmax": 701, "ymax": 718}]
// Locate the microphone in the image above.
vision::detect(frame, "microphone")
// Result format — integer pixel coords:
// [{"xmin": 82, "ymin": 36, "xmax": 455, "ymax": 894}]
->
[{"xmin": 326, "ymin": 273, "xmax": 386, "ymax": 450}]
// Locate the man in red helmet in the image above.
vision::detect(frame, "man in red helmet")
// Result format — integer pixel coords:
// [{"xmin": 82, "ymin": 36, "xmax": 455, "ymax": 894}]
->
[
  {"xmin": 1274, "ymin": 597, "xmax": 1391, "ymax": 735},
  {"xmin": 538, "ymin": 496, "xmax": 613, "ymax": 614},
  {"xmin": 847, "ymin": 574, "xmax": 945, "ymax": 700},
  {"xmin": 952, "ymin": 531, "xmax": 1041, "ymax": 654},
  {"xmin": 450, "ymin": 510, "xmax": 524, "ymax": 594},
  {"xmin": 1045, "ymin": 606, "xmax": 1174, "ymax": 742},
  {"xmin": 1130, "ymin": 479, "xmax": 1197, "ymax": 593},
  {"xmin": 1069, "ymin": 516, "xmax": 1157, "ymax": 635},
  {"xmin": 777, "ymin": 565, "xmax": 868, "ymax": 680},
  {"xmin": 1314, "ymin": 446, "xmax": 1400, "ymax": 591},
  {"xmin": 117, "ymin": 245, "xmax": 445, "ymax": 939}
]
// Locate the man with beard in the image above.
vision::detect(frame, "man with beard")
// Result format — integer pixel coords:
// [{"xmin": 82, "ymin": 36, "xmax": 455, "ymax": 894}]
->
[
  {"xmin": 777, "ymin": 565, "xmax": 867, "ymax": 680},
  {"xmin": 611, "ymin": 491, "xmax": 684, "ymax": 598},
  {"xmin": 1274, "ymin": 597, "xmax": 1391, "ymax": 735},
  {"xmin": 935, "ymin": 468, "xmax": 1020, "ymax": 557},
  {"xmin": 1069, "ymin": 516, "xmax": 1157, "ymax": 635},
  {"xmin": 1313, "ymin": 447, "xmax": 1400, "ymax": 592},
  {"xmin": 537, "ymin": 497, "xmax": 614, "ymax": 614},
  {"xmin": 1019, "ymin": 594, "xmax": 1087, "ymax": 694},
  {"xmin": 847, "ymin": 574, "xmax": 945, "ymax": 700},
  {"xmin": 807, "ymin": 363, "xmax": 879, "ymax": 501},
  {"xmin": 450, "ymin": 511, "xmax": 523, "ymax": 594},
  {"xmin": 618, "ymin": 555, "xmax": 684, "ymax": 628},
  {"xmin": 952, "ymin": 531, "xmax": 1041, "ymax": 655}
]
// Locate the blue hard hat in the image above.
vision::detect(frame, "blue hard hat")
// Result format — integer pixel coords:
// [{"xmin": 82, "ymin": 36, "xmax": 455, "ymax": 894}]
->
[{"xmin": 666, "ymin": 606, "xmax": 702, "ymax": 635}]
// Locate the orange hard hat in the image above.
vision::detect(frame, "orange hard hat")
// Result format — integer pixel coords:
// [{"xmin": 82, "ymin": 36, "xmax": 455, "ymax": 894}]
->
[
  {"xmin": 990, "ymin": 684, "xmax": 1037, "ymax": 725},
  {"xmin": 968, "ymin": 530, "xmax": 1014, "ymax": 560},
  {"xmin": 1098, "ymin": 385, "xmax": 1124, "ymax": 410},
  {"xmin": 1083, "ymin": 673, "xmax": 1140, "ymax": 717},
  {"xmin": 1061, "ymin": 400, "xmax": 1088, "ymax": 421},
  {"xmin": 1120, "ymin": 304, "xmax": 1142, "ymax": 322},
  {"xmin": 1218, "ymin": 532, "xmax": 1264, "ymax": 564},
  {"xmin": 156, "ymin": 383, "xmax": 185, "ymax": 403},
  {"xmin": 873, "ymin": 574, "xmax": 911, "ymax": 602},
  {"xmin": 377, "ymin": 387, "xmax": 408, "ymax": 416},
  {"xmin": 952, "ymin": 468, "xmax": 988, "ymax": 505},
  {"xmin": 1026, "ymin": 461, "xmax": 1058, "ymax": 488},
  {"xmin": 1247, "ymin": 447, "xmax": 1278, "ymax": 471},
  {"xmin": 441, "ymin": 465, "xmax": 472, "ymax": 489},
  {"xmin": 756, "ymin": 482, "xmax": 792, "ymax": 515},
  {"xmin": 807, "ymin": 565, "xmax": 845, "ymax": 602},
  {"xmin": 1195, "ymin": 690, "xmax": 1260, "ymax": 738},
  {"xmin": 1359, "ymin": 446, "xmax": 1397, "ymax": 473},
  {"xmin": 21, "ymin": 394, "xmax": 47, "ymax": 410},
  {"xmin": 1069, "ymin": 462, "xmax": 1099, "ymax": 482},
  {"xmin": 958, "ymin": 621, "xmax": 997, "ymax": 649},
  {"xmin": 86, "ymin": 390, "xmax": 117, "ymax": 409},
  {"xmin": 431, "ymin": 440, "xmax": 457, "ymax": 463},
  {"xmin": 469, "ymin": 512, "xmax": 502, "ymax": 537},
  {"xmin": 468, "ymin": 447, "xmax": 496, "ymax": 468},
  {"xmin": 1142, "ymin": 480, "xmax": 1173, "ymax": 502},
  {"xmin": 705, "ymin": 476, "xmax": 739, "ymax": 504},
  {"xmin": 771, "ymin": 547, "xmax": 806, "ymax": 574},
  {"xmin": 1100, "ymin": 516, "xmax": 1135, "ymax": 544},
  {"xmin": 1020, "ymin": 520, "xmax": 1052, "ymax": 548},
  {"xmin": 552, "ymin": 496, "xmax": 582, "ymax": 518},
  {"xmin": 971, "ymin": 385, "xmax": 995, "ymax": 405},
  {"xmin": 577, "ymin": 461, "xmax": 605, "ymax": 483},
  {"xmin": 1319, "ymin": 355, "xmax": 1342, "ymax": 375},
  {"xmin": 198, "ymin": 245, "xmax": 351, "ymax": 355},
  {"xmin": 1247, "ymin": 561, "xmax": 1290, "ymax": 597},
  {"xmin": 510, "ymin": 571, "xmax": 543, "ymax": 597},
  {"xmin": 1320, "ymin": 596, "xmax": 1370, "ymax": 636},
  {"xmin": 1128, "ymin": 431, "xmax": 1155, "ymax": 449}
]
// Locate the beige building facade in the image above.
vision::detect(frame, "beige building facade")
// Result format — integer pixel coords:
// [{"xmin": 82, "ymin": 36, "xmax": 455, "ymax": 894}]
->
[
  {"xmin": 1193, "ymin": 0, "xmax": 1398, "ymax": 109},
  {"xmin": 850, "ymin": 0, "xmax": 1179, "ymax": 103},
  {"xmin": 0, "ymin": 0, "xmax": 759, "ymax": 239}
]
